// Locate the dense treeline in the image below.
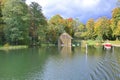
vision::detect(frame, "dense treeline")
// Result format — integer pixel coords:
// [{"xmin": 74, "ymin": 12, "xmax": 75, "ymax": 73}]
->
[
  {"xmin": 0, "ymin": 0, "xmax": 120, "ymax": 46},
  {"xmin": 0, "ymin": 0, "xmax": 47, "ymax": 46}
]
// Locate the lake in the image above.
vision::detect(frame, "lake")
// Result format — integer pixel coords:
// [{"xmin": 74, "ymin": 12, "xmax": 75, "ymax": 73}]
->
[{"xmin": 0, "ymin": 46, "xmax": 120, "ymax": 80}]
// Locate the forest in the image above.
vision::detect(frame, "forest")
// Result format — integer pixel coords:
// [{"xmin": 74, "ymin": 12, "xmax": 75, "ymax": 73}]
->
[{"xmin": 0, "ymin": 0, "xmax": 120, "ymax": 46}]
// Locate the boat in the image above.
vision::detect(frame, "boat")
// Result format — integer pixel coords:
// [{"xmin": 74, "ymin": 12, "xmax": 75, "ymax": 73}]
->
[{"xmin": 103, "ymin": 42, "xmax": 112, "ymax": 49}]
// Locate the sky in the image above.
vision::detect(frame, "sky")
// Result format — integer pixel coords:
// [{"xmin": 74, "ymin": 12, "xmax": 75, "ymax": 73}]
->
[{"xmin": 26, "ymin": 0, "xmax": 117, "ymax": 23}]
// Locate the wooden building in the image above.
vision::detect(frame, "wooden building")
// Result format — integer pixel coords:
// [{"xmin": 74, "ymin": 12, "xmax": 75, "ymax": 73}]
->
[{"xmin": 58, "ymin": 32, "xmax": 72, "ymax": 47}]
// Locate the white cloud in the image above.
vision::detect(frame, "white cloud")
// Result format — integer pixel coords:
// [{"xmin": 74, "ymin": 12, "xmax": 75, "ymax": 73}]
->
[
  {"xmin": 81, "ymin": 0, "xmax": 100, "ymax": 8},
  {"xmin": 26, "ymin": 0, "xmax": 117, "ymax": 23},
  {"xmin": 26, "ymin": 0, "xmax": 47, "ymax": 7}
]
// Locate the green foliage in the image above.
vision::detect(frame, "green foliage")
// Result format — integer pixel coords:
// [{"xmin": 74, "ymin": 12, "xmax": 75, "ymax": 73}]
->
[
  {"xmin": 64, "ymin": 18, "xmax": 76, "ymax": 36},
  {"xmin": 2, "ymin": 0, "xmax": 29, "ymax": 45},
  {"xmin": 85, "ymin": 18, "xmax": 95, "ymax": 39},
  {"xmin": 74, "ymin": 22, "xmax": 86, "ymax": 39},
  {"xmin": 29, "ymin": 2, "xmax": 47, "ymax": 26},
  {"xmin": 29, "ymin": 2, "xmax": 47, "ymax": 46},
  {"xmin": 46, "ymin": 15, "xmax": 78, "ymax": 43},
  {"xmin": 46, "ymin": 15, "xmax": 65, "ymax": 43},
  {"xmin": 46, "ymin": 24, "xmax": 59, "ymax": 43},
  {"xmin": 94, "ymin": 17, "xmax": 111, "ymax": 40},
  {"xmin": 111, "ymin": 8, "xmax": 120, "ymax": 39},
  {"xmin": 49, "ymin": 14, "xmax": 64, "ymax": 26},
  {"xmin": 114, "ymin": 21, "xmax": 120, "ymax": 37},
  {"xmin": 0, "ymin": 1, "xmax": 5, "ymax": 45},
  {"xmin": 0, "ymin": 1, "xmax": 3, "ymax": 24},
  {"xmin": 112, "ymin": 8, "xmax": 120, "ymax": 25}
]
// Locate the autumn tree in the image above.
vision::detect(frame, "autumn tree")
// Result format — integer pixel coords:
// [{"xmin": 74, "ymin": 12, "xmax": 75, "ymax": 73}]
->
[
  {"xmin": 48, "ymin": 14, "xmax": 65, "ymax": 34},
  {"xmin": 94, "ymin": 17, "xmax": 111, "ymax": 40},
  {"xmin": 46, "ymin": 15, "xmax": 65, "ymax": 43},
  {"xmin": 85, "ymin": 18, "xmax": 95, "ymax": 39},
  {"xmin": 111, "ymin": 8, "xmax": 120, "ymax": 39},
  {"xmin": 49, "ymin": 14, "xmax": 65, "ymax": 26},
  {"xmin": 64, "ymin": 18, "xmax": 77, "ymax": 37},
  {"xmin": 112, "ymin": 8, "xmax": 120, "ymax": 25}
]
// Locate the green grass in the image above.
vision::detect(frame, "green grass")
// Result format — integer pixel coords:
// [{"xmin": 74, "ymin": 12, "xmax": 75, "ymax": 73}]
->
[
  {"xmin": 41, "ymin": 43, "xmax": 55, "ymax": 47},
  {"xmin": 87, "ymin": 40, "xmax": 97, "ymax": 45},
  {"xmin": 81, "ymin": 40, "xmax": 103, "ymax": 46},
  {"xmin": 109, "ymin": 40, "xmax": 120, "ymax": 45},
  {"xmin": 0, "ymin": 43, "xmax": 56, "ymax": 50},
  {"xmin": 0, "ymin": 45, "xmax": 28, "ymax": 50},
  {"xmin": 83, "ymin": 40, "xmax": 120, "ymax": 46}
]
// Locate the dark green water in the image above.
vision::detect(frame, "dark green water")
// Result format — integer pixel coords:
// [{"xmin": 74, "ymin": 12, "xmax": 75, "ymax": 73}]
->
[{"xmin": 0, "ymin": 46, "xmax": 120, "ymax": 80}]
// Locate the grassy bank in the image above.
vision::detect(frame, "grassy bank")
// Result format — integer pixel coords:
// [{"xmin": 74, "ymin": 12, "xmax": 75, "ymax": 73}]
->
[
  {"xmin": 0, "ymin": 43, "xmax": 56, "ymax": 50},
  {"xmin": 0, "ymin": 45, "xmax": 28, "ymax": 50},
  {"xmin": 109, "ymin": 40, "xmax": 120, "ymax": 45},
  {"xmin": 0, "ymin": 40, "xmax": 120, "ymax": 50},
  {"xmin": 41, "ymin": 43, "xmax": 56, "ymax": 47},
  {"xmin": 81, "ymin": 40, "xmax": 120, "ymax": 46},
  {"xmin": 81, "ymin": 40, "xmax": 102, "ymax": 47}
]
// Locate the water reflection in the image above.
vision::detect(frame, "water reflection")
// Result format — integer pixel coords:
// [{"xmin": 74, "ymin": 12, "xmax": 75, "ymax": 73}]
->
[
  {"xmin": 0, "ymin": 46, "xmax": 120, "ymax": 80},
  {"xmin": 59, "ymin": 46, "xmax": 72, "ymax": 58},
  {"xmin": 0, "ymin": 48, "xmax": 50, "ymax": 79}
]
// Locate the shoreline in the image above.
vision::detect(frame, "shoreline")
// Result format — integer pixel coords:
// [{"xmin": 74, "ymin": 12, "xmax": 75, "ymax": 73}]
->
[
  {"xmin": 0, "ymin": 40, "xmax": 120, "ymax": 50},
  {"xmin": 112, "ymin": 44, "xmax": 120, "ymax": 47},
  {"xmin": 81, "ymin": 40, "xmax": 120, "ymax": 47},
  {"xmin": 0, "ymin": 45, "xmax": 28, "ymax": 50}
]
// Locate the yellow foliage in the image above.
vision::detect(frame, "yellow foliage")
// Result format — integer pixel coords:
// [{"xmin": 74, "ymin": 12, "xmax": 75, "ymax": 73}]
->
[{"xmin": 112, "ymin": 8, "xmax": 120, "ymax": 18}]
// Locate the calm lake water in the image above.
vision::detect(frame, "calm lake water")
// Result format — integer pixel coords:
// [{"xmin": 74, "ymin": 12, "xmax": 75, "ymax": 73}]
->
[{"xmin": 0, "ymin": 46, "xmax": 120, "ymax": 80}]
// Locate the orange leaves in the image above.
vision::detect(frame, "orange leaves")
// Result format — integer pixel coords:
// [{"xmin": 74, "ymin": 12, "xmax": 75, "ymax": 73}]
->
[
  {"xmin": 67, "ymin": 18, "xmax": 73, "ymax": 22},
  {"xmin": 86, "ymin": 18, "xmax": 94, "ymax": 30},
  {"xmin": 49, "ymin": 14, "xmax": 64, "ymax": 25}
]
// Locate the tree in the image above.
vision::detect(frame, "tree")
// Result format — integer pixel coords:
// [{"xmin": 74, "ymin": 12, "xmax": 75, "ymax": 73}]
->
[
  {"xmin": 114, "ymin": 21, "xmax": 120, "ymax": 39},
  {"xmin": 48, "ymin": 14, "xmax": 65, "ymax": 35},
  {"xmin": 2, "ymin": 0, "xmax": 29, "ymax": 45},
  {"xmin": 64, "ymin": 18, "xmax": 76, "ymax": 37},
  {"xmin": 46, "ymin": 24, "xmax": 59, "ymax": 44},
  {"xmin": 74, "ymin": 22, "xmax": 85, "ymax": 39},
  {"xmin": 112, "ymin": 8, "xmax": 120, "ymax": 25},
  {"xmin": 85, "ymin": 18, "xmax": 95, "ymax": 39},
  {"xmin": 94, "ymin": 17, "xmax": 111, "ymax": 40},
  {"xmin": 109, "ymin": 19, "xmax": 116, "ymax": 40},
  {"xmin": 29, "ymin": 2, "xmax": 47, "ymax": 46},
  {"xmin": 46, "ymin": 15, "xmax": 65, "ymax": 43},
  {"xmin": 0, "ymin": 1, "xmax": 2, "ymax": 24},
  {"xmin": 111, "ymin": 8, "xmax": 120, "ymax": 39},
  {"xmin": 49, "ymin": 14, "xmax": 65, "ymax": 26},
  {"xmin": 0, "ymin": 0, "xmax": 5, "ymax": 44}
]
